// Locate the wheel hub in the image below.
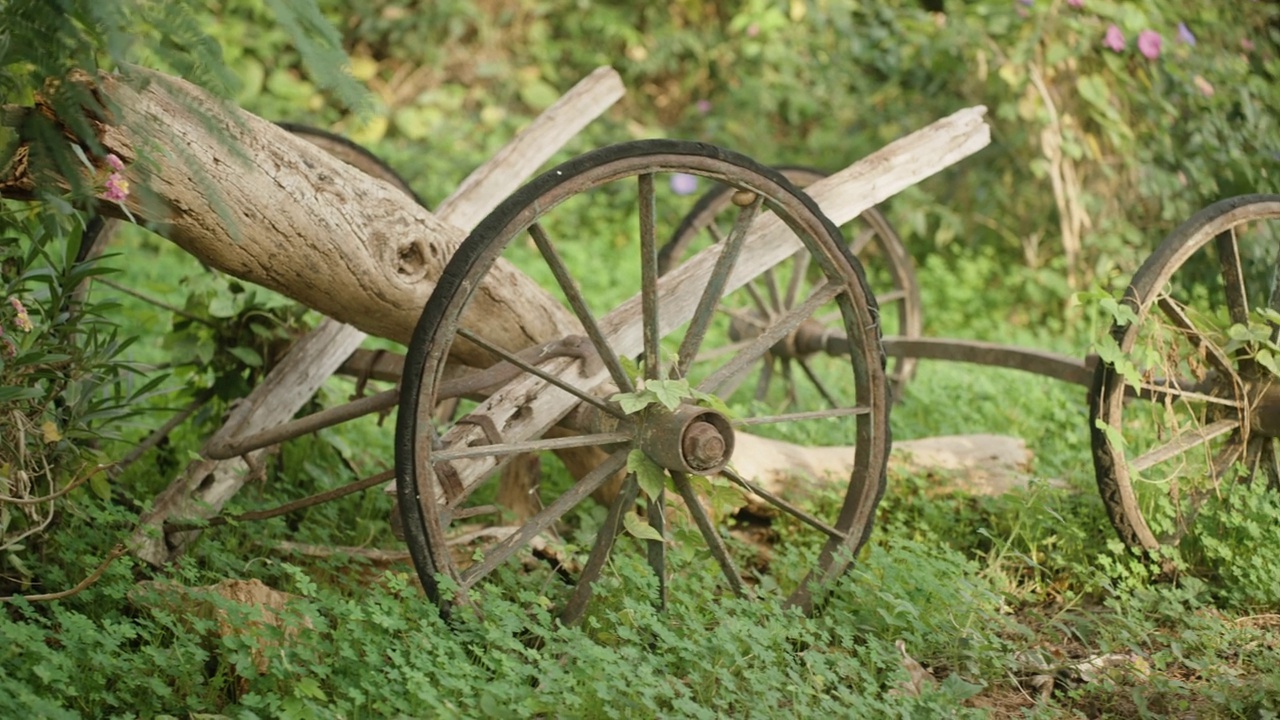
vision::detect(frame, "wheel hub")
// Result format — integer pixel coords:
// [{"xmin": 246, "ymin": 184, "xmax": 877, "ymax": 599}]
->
[
  {"xmin": 728, "ymin": 313, "xmax": 832, "ymax": 361},
  {"xmin": 635, "ymin": 403, "xmax": 735, "ymax": 475}
]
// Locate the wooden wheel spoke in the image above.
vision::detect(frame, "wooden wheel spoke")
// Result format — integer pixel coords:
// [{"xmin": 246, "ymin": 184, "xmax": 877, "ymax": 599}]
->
[
  {"xmin": 430, "ymin": 430, "xmax": 633, "ymax": 462},
  {"xmin": 699, "ymin": 282, "xmax": 843, "ymax": 396},
  {"xmin": 1216, "ymin": 227, "xmax": 1250, "ymax": 326},
  {"xmin": 676, "ymin": 195, "xmax": 763, "ymax": 376},
  {"xmin": 797, "ymin": 358, "xmax": 841, "ymax": 408},
  {"xmin": 458, "ymin": 327, "xmax": 624, "ymax": 418},
  {"xmin": 1126, "ymin": 377, "xmax": 1245, "ymax": 409},
  {"xmin": 646, "ymin": 488, "xmax": 667, "ymax": 610},
  {"xmin": 639, "ymin": 173, "xmax": 661, "ymax": 380},
  {"xmin": 560, "ymin": 475, "xmax": 641, "ymax": 625},
  {"xmin": 752, "ymin": 355, "xmax": 774, "ymax": 402},
  {"xmin": 1154, "ymin": 295, "xmax": 1239, "ymax": 382},
  {"xmin": 672, "ymin": 472, "xmax": 747, "ymax": 598},
  {"xmin": 460, "ymin": 449, "xmax": 629, "ymax": 589},
  {"xmin": 742, "ymin": 282, "xmax": 775, "ymax": 321},
  {"xmin": 849, "ymin": 226, "xmax": 877, "ymax": 256},
  {"xmin": 528, "ymin": 222, "xmax": 635, "ymax": 393},
  {"xmin": 784, "ymin": 249, "xmax": 812, "ymax": 310},
  {"xmin": 716, "ymin": 303, "xmax": 768, "ymax": 329},
  {"xmin": 720, "ymin": 467, "xmax": 847, "ymax": 542},
  {"xmin": 779, "ymin": 357, "xmax": 796, "ymax": 406},
  {"xmin": 762, "ymin": 268, "xmax": 784, "ymax": 314},
  {"xmin": 1128, "ymin": 417, "xmax": 1240, "ymax": 473},
  {"xmin": 1165, "ymin": 439, "xmax": 1248, "ymax": 544},
  {"xmin": 875, "ymin": 288, "xmax": 908, "ymax": 305},
  {"xmin": 732, "ymin": 405, "xmax": 871, "ymax": 427},
  {"xmin": 687, "ymin": 338, "xmax": 756, "ymax": 364},
  {"xmin": 1261, "ymin": 440, "xmax": 1280, "ymax": 491}
]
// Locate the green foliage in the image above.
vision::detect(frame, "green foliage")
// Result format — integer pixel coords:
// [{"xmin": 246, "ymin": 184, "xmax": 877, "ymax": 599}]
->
[
  {"xmin": 0, "ymin": 0, "xmax": 365, "ymax": 203},
  {"xmin": 0, "ymin": 206, "xmax": 159, "ymax": 586},
  {"xmin": 159, "ymin": 272, "xmax": 309, "ymax": 402}
]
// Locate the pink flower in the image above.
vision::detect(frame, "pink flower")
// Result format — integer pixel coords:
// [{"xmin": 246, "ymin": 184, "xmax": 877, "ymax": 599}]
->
[
  {"xmin": 695, "ymin": 99, "xmax": 712, "ymax": 114},
  {"xmin": 8, "ymin": 297, "xmax": 31, "ymax": 333},
  {"xmin": 1103, "ymin": 25, "xmax": 1126, "ymax": 52},
  {"xmin": 1066, "ymin": 0, "xmax": 1083, "ymax": 6},
  {"xmin": 746, "ymin": 23, "xmax": 760, "ymax": 38},
  {"xmin": 105, "ymin": 153, "xmax": 124, "ymax": 171},
  {"xmin": 102, "ymin": 173, "xmax": 130, "ymax": 203},
  {"xmin": 670, "ymin": 173, "xmax": 699, "ymax": 196},
  {"xmin": 1, "ymin": 332, "xmax": 15, "ymax": 358},
  {"xmin": 1194, "ymin": 75, "xmax": 1215, "ymax": 97},
  {"xmin": 1241, "ymin": 37, "xmax": 1255, "ymax": 52},
  {"xmin": 1137, "ymin": 30, "xmax": 1162, "ymax": 59}
]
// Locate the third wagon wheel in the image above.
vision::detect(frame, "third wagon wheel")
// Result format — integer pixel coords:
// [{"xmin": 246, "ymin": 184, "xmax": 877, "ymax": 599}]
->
[
  {"xmin": 395, "ymin": 140, "xmax": 891, "ymax": 622},
  {"xmin": 658, "ymin": 166, "xmax": 922, "ymax": 400},
  {"xmin": 1091, "ymin": 194, "xmax": 1280, "ymax": 554}
]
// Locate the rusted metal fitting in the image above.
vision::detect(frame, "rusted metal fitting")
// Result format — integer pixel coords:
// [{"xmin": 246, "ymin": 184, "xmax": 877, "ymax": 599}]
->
[{"xmin": 636, "ymin": 403, "xmax": 735, "ymax": 475}]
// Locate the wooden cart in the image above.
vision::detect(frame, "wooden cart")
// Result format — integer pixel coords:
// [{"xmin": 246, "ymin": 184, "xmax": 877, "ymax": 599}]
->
[{"xmin": 26, "ymin": 67, "xmax": 1280, "ymax": 619}]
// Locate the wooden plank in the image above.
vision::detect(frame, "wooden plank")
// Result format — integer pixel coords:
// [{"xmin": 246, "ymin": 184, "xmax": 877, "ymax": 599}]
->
[{"xmin": 129, "ymin": 68, "xmax": 626, "ymax": 564}]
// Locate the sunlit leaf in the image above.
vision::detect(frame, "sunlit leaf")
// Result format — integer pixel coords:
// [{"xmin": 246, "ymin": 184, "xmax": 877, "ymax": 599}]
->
[{"xmin": 623, "ymin": 511, "xmax": 663, "ymax": 542}]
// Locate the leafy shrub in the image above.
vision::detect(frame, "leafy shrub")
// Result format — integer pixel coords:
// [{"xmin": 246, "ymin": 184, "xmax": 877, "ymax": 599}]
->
[{"xmin": 0, "ymin": 207, "xmax": 158, "ymax": 587}]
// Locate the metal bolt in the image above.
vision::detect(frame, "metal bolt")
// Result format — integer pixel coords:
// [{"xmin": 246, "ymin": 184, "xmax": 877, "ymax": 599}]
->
[{"xmin": 682, "ymin": 421, "xmax": 726, "ymax": 470}]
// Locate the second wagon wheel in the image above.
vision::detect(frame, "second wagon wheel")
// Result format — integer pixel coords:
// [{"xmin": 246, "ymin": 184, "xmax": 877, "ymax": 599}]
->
[
  {"xmin": 658, "ymin": 166, "xmax": 923, "ymax": 400},
  {"xmin": 396, "ymin": 140, "xmax": 891, "ymax": 621},
  {"xmin": 1091, "ymin": 194, "xmax": 1280, "ymax": 554}
]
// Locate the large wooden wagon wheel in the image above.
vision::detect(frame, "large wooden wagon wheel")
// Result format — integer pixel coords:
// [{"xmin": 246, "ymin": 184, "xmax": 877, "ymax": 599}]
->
[
  {"xmin": 659, "ymin": 166, "xmax": 923, "ymax": 400},
  {"xmin": 1091, "ymin": 194, "xmax": 1280, "ymax": 553},
  {"xmin": 395, "ymin": 140, "xmax": 891, "ymax": 621}
]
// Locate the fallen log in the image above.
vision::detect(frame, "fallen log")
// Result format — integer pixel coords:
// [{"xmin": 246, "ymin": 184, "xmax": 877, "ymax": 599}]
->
[{"xmin": 731, "ymin": 432, "xmax": 1042, "ymax": 503}]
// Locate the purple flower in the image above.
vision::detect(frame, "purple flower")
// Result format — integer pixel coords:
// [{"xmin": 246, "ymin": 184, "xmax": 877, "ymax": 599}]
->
[
  {"xmin": 1138, "ymin": 30, "xmax": 1162, "ymax": 59},
  {"xmin": 670, "ymin": 173, "xmax": 699, "ymax": 196},
  {"xmin": 1103, "ymin": 25, "xmax": 1126, "ymax": 52},
  {"xmin": 1177, "ymin": 23, "xmax": 1195, "ymax": 46},
  {"xmin": 8, "ymin": 297, "xmax": 31, "ymax": 333},
  {"xmin": 695, "ymin": 99, "xmax": 712, "ymax": 114}
]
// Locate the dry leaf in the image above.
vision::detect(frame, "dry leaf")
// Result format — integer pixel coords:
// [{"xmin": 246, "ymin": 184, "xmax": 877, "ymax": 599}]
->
[{"xmin": 891, "ymin": 639, "xmax": 938, "ymax": 697}]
